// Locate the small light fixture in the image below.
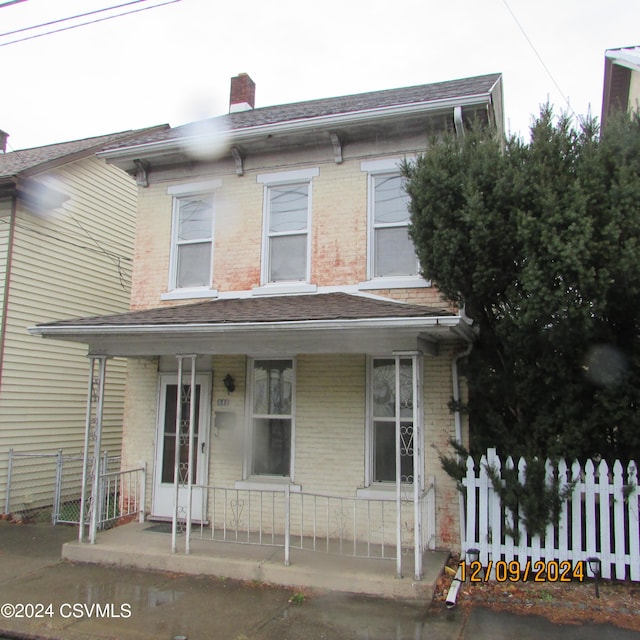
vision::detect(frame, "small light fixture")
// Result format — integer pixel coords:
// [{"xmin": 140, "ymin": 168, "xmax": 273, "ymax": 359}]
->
[
  {"xmin": 587, "ymin": 556, "xmax": 601, "ymax": 598},
  {"xmin": 223, "ymin": 373, "xmax": 235, "ymax": 394},
  {"xmin": 466, "ymin": 548, "xmax": 480, "ymax": 564}
]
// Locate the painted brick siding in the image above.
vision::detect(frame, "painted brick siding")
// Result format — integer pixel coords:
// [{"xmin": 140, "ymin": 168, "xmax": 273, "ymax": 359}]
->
[
  {"xmin": 208, "ymin": 355, "xmax": 247, "ymax": 487},
  {"xmin": 294, "ymin": 354, "xmax": 365, "ymax": 494},
  {"xmin": 424, "ymin": 344, "xmax": 468, "ymax": 548},
  {"xmin": 129, "ymin": 150, "xmax": 449, "ymax": 310},
  {"xmin": 121, "ymin": 357, "xmax": 159, "ymax": 505}
]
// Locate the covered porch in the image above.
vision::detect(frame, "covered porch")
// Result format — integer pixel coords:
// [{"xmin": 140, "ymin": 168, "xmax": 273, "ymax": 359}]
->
[
  {"xmin": 62, "ymin": 519, "xmax": 448, "ymax": 600},
  {"xmin": 30, "ymin": 292, "xmax": 472, "ymax": 594}
]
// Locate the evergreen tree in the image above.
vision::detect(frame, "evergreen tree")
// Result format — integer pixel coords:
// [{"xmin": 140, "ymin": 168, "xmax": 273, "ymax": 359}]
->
[{"xmin": 403, "ymin": 107, "xmax": 640, "ymax": 463}]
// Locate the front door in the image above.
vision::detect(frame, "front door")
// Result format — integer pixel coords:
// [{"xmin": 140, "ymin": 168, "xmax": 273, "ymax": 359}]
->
[{"xmin": 151, "ymin": 374, "xmax": 211, "ymax": 521}]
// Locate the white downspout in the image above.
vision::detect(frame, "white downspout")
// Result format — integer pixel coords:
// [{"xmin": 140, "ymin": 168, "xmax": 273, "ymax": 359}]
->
[
  {"xmin": 452, "ymin": 310, "xmax": 474, "ymax": 554},
  {"xmin": 454, "ymin": 106, "xmax": 465, "ymax": 137}
]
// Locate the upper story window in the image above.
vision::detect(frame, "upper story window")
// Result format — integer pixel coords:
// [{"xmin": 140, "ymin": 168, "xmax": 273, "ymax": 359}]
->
[
  {"xmin": 166, "ymin": 180, "xmax": 220, "ymax": 294},
  {"xmin": 257, "ymin": 168, "xmax": 319, "ymax": 286},
  {"xmin": 361, "ymin": 159, "xmax": 424, "ymax": 287},
  {"xmin": 371, "ymin": 173, "xmax": 418, "ymax": 278}
]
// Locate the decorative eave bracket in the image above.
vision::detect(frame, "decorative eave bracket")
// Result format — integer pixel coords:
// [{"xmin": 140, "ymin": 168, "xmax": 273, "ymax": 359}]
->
[
  {"xmin": 330, "ymin": 132, "xmax": 343, "ymax": 164},
  {"xmin": 133, "ymin": 159, "xmax": 150, "ymax": 187},
  {"xmin": 231, "ymin": 146, "xmax": 244, "ymax": 176}
]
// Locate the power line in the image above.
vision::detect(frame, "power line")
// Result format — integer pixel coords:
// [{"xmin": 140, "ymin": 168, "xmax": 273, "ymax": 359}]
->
[
  {"xmin": 0, "ymin": 0, "xmax": 182, "ymax": 47},
  {"xmin": 0, "ymin": 0, "xmax": 151, "ymax": 38},
  {"xmin": 502, "ymin": 0, "xmax": 575, "ymax": 118},
  {"xmin": 0, "ymin": 1, "xmax": 28, "ymax": 7}
]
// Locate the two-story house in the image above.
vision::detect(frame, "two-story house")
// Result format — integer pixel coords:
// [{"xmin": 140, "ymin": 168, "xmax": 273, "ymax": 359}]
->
[
  {"xmin": 0, "ymin": 127, "xmax": 166, "ymax": 515},
  {"xmin": 31, "ymin": 72, "xmax": 504, "ymax": 590}
]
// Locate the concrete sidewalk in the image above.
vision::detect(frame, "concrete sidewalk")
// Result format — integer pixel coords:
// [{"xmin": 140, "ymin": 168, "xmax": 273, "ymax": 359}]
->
[{"xmin": 0, "ymin": 521, "xmax": 639, "ymax": 640}]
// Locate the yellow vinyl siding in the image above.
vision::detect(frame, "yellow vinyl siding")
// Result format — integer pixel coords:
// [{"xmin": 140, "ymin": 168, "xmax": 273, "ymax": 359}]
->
[{"xmin": 0, "ymin": 155, "xmax": 136, "ymax": 504}]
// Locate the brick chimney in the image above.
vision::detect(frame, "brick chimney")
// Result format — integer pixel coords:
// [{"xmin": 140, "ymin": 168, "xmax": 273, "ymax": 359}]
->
[
  {"xmin": 229, "ymin": 73, "xmax": 255, "ymax": 113},
  {"xmin": 0, "ymin": 130, "xmax": 8, "ymax": 153}
]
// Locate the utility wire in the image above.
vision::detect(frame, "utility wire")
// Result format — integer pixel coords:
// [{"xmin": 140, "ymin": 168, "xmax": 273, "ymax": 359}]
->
[
  {"xmin": 0, "ymin": 0, "xmax": 182, "ymax": 47},
  {"xmin": 0, "ymin": 0, "xmax": 151, "ymax": 38},
  {"xmin": 502, "ymin": 0, "xmax": 575, "ymax": 118},
  {"xmin": 0, "ymin": 0, "xmax": 28, "ymax": 7}
]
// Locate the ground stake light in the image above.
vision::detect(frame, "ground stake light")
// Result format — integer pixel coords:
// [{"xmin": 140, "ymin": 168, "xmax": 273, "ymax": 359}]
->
[{"xmin": 587, "ymin": 556, "xmax": 601, "ymax": 598}]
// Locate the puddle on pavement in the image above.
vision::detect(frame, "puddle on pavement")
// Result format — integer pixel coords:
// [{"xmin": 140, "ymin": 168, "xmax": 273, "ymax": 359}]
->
[{"xmin": 72, "ymin": 581, "xmax": 185, "ymax": 609}]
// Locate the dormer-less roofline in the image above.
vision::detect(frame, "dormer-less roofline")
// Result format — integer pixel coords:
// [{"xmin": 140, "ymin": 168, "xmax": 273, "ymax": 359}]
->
[
  {"xmin": 99, "ymin": 93, "xmax": 495, "ymax": 164},
  {"xmin": 98, "ymin": 76, "xmax": 503, "ymax": 172}
]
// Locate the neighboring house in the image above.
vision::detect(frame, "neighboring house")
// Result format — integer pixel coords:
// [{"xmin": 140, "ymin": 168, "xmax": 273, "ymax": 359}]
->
[
  {"xmin": 601, "ymin": 45, "xmax": 640, "ymax": 125},
  {"xmin": 31, "ymin": 73, "xmax": 503, "ymax": 566},
  {"xmin": 0, "ymin": 127, "xmax": 166, "ymax": 512}
]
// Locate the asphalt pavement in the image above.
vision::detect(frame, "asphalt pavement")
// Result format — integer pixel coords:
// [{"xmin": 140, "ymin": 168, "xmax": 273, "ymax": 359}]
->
[{"xmin": 0, "ymin": 520, "xmax": 638, "ymax": 640}]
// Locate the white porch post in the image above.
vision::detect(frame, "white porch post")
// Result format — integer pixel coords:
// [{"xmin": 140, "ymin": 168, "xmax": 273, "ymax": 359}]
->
[
  {"xmin": 87, "ymin": 355, "xmax": 107, "ymax": 545},
  {"xmin": 185, "ymin": 355, "xmax": 197, "ymax": 554},
  {"xmin": 395, "ymin": 354, "xmax": 403, "ymax": 579},
  {"xmin": 171, "ymin": 356, "xmax": 184, "ymax": 553},
  {"xmin": 79, "ymin": 359, "xmax": 95, "ymax": 542},
  {"xmin": 413, "ymin": 353, "xmax": 424, "ymax": 580}
]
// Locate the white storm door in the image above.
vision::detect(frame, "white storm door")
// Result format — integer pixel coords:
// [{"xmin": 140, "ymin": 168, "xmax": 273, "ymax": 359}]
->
[{"xmin": 152, "ymin": 374, "xmax": 211, "ymax": 521}]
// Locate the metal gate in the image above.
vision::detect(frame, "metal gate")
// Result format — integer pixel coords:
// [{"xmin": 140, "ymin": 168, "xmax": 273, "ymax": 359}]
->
[{"xmin": 4, "ymin": 449, "xmax": 120, "ymax": 525}]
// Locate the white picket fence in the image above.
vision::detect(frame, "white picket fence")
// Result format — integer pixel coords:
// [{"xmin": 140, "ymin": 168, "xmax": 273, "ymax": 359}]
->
[{"xmin": 462, "ymin": 448, "xmax": 640, "ymax": 581}]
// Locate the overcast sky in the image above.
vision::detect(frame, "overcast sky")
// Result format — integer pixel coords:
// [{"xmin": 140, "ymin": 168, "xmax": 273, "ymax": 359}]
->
[{"xmin": 2, "ymin": 0, "xmax": 639, "ymax": 151}]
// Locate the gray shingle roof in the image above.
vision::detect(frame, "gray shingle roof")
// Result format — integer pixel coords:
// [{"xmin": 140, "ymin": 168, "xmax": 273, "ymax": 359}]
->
[
  {"xmin": 37, "ymin": 292, "xmax": 451, "ymax": 328},
  {"xmin": 103, "ymin": 73, "xmax": 501, "ymax": 151},
  {"xmin": 0, "ymin": 126, "xmax": 168, "ymax": 180}
]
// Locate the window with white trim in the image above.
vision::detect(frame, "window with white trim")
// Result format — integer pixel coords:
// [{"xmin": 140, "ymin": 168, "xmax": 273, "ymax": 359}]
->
[
  {"xmin": 258, "ymin": 168, "xmax": 318, "ymax": 285},
  {"xmin": 370, "ymin": 173, "xmax": 418, "ymax": 278},
  {"xmin": 167, "ymin": 182, "xmax": 217, "ymax": 291},
  {"xmin": 369, "ymin": 357, "xmax": 415, "ymax": 484},
  {"xmin": 249, "ymin": 358, "xmax": 295, "ymax": 477},
  {"xmin": 266, "ymin": 183, "xmax": 309, "ymax": 282}
]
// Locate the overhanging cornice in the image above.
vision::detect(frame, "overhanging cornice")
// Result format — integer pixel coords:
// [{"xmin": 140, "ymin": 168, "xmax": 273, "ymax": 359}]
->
[{"xmin": 98, "ymin": 93, "xmax": 494, "ymax": 170}]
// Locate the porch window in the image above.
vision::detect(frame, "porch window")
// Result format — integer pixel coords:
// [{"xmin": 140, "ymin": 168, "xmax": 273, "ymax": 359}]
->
[
  {"xmin": 370, "ymin": 173, "xmax": 418, "ymax": 278},
  {"xmin": 370, "ymin": 357, "xmax": 415, "ymax": 483},
  {"xmin": 169, "ymin": 192, "xmax": 214, "ymax": 290},
  {"xmin": 250, "ymin": 359, "xmax": 294, "ymax": 477}
]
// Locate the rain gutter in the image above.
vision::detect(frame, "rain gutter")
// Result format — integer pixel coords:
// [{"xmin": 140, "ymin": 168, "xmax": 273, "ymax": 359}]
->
[
  {"xmin": 98, "ymin": 93, "xmax": 493, "ymax": 164},
  {"xmin": 29, "ymin": 314, "xmax": 466, "ymax": 338}
]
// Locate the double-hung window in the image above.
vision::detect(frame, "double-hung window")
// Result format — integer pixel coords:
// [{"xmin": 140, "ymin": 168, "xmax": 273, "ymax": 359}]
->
[
  {"xmin": 361, "ymin": 159, "xmax": 422, "ymax": 286},
  {"xmin": 371, "ymin": 173, "xmax": 417, "ymax": 278},
  {"xmin": 257, "ymin": 168, "xmax": 318, "ymax": 286},
  {"xmin": 167, "ymin": 181, "xmax": 219, "ymax": 293},
  {"xmin": 249, "ymin": 358, "xmax": 295, "ymax": 477},
  {"xmin": 369, "ymin": 356, "xmax": 419, "ymax": 484}
]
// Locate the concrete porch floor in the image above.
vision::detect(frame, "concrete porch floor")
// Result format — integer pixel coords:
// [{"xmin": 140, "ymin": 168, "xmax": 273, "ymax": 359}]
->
[{"xmin": 62, "ymin": 521, "xmax": 448, "ymax": 601}]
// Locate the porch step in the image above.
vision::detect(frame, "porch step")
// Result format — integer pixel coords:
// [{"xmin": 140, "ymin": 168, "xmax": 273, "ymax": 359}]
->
[{"xmin": 62, "ymin": 522, "xmax": 448, "ymax": 601}]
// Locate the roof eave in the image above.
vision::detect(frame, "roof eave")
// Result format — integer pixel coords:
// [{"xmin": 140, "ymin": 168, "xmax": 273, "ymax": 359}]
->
[
  {"xmin": 98, "ymin": 92, "xmax": 496, "ymax": 167},
  {"xmin": 29, "ymin": 314, "xmax": 467, "ymax": 338}
]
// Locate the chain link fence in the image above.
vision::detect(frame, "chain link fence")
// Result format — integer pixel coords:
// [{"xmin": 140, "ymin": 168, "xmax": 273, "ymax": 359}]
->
[{"xmin": 3, "ymin": 449, "xmax": 121, "ymax": 525}]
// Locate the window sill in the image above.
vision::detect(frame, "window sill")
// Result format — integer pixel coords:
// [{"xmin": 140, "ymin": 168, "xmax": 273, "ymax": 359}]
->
[
  {"xmin": 235, "ymin": 478, "xmax": 301, "ymax": 493},
  {"xmin": 358, "ymin": 277, "xmax": 431, "ymax": 291},
  {"xmin": 161, "ymin": 288, "xmax": 219, "ymax": 301},
  {"xmin": 252, "ymin": 283, "xmax": 317, "ymax": 297}
]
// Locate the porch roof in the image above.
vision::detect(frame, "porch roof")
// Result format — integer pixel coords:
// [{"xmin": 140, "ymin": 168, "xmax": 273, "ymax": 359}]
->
[{"xmin": 29, "ymin": 292, "xmax": 474, "ymax": 356}]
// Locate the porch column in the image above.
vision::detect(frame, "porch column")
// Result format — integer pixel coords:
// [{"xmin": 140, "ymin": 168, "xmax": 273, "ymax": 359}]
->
[
  {"xmin": 185, "ymin": 355, "xmax": 197, "ymax": 555},
  {"xmin": 412, "ymin": 353, "xmax": 424, "ymax": 580},
  {"xmin": 395, "ymin": 354, "xmax": 403, "ymax": 579},
  {"xmin": 171, "ymin": 356, "xmax": 184, "ymax": 552},
  {"xmin": 171, "ymin": 354, "xmax": 197, "ymax": 553},
  {"xmin": 80, "ymin": 355, "xmax": 107, "ymax": 544}
]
